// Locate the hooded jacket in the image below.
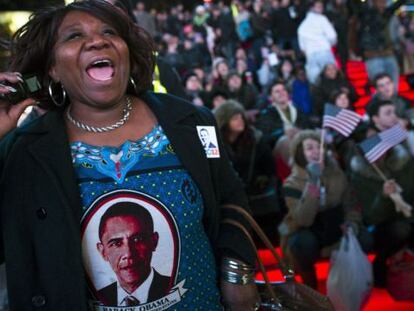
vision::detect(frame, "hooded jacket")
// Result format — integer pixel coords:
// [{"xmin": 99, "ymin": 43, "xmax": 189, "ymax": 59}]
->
[{"xmin": 279, "ymin": 130, "xmax": 361, "ymax": 253}]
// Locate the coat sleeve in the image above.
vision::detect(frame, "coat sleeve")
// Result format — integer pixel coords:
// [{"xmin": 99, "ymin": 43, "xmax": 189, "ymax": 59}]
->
[
  {"xmin": 0, "ymin": 131, "xmax": 16, "ymax": 264},
  {"xmin": 283, "ymin": 179, "xmax": 320, "ymax": 228},
  {"xmin": 322, "ymin": 16, "xmax": 337, "ymax": 46}
]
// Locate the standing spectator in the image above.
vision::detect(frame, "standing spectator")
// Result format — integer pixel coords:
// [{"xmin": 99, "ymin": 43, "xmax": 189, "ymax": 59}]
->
[
  {"xmin": 193, "ymin": 5, "xmax": 210, "ymax": 38},
  {"xmin": 271, "ymin": 0, "xmax": 301, "ymax": 56},
  {"xmin": 133, "ymin": 2, "xmax": 156, "ymax": 37},
  {"xmin": 350, "ymin": 0, "xmax": 408, "ymax": 89},
  {"xmin": 208, "ymin": 4, "xmax": 238, "ymax": 66},
  {"xmin": 249, "ymin": 0, "xmax": 272, "ymax": 66},
  {"xmin": 155, "ymin": 10, "xmax": 169, "ymax": 35},
  {"xmin": 167, "ymin": 6, "xmax": 184, "ymax": 38},
  {"xmin": 311, "ymin": 63, "xmax": 357, "ymax": 121},
  {"xmin": 233, "ymin": 1, "xmax": 253, "ymax": 44},
  {"xmin": 162, "ymin": 34, "xmax": 185, "ymax": 73},
  {"xmin": 401, "ymin": 18, "xmax": 414, "ymax": 77},
  {"xmin": 214, "ymin": 100, "xmax": 283, "ymax": 238},
  {"xmin": 181, "ymin": 37, "xmax": 208, "ymax": 70},
  {"xmin": 298, "ymin": 0, "xmax": 337, "ymax": 84},
  {"xmin": 326, "ymin": 0, "xmax": 350, "ymax": 69}
]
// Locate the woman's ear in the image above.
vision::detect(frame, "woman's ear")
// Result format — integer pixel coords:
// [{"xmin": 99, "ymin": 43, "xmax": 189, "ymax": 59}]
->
[{"xmin": 48, "ymin": 66, "xmax": 59, "ymax": 83}]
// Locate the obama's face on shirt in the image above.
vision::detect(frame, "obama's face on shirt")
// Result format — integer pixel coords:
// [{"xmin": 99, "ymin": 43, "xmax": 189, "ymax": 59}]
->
[{"xmin": 97, "ymin": 214, "xmax": 158, "ymax": 293}]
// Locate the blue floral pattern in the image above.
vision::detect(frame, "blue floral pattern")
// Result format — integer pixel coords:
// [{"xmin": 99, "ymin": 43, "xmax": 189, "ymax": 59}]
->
[{"xmin": 70, "ymin": 125, "xmax": 168, "ymax": 183}]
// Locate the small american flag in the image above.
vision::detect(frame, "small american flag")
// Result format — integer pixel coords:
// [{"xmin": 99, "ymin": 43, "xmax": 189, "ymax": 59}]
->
[
  {"xmin": 322, "ymin": 104, "xmax": 361, "ymax": 137},
  {"xmin": 358, "ymin": 124, "xmax": 407, "ymax": 163}
]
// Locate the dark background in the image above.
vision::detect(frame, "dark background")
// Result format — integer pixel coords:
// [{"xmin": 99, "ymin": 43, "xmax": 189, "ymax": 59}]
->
[{"xmin": 0, "ymin": 0, "xmax": 209, "ymax": 11}]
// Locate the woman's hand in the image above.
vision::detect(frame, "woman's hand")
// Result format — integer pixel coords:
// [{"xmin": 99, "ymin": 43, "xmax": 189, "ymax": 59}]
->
[
  {"xmin": 0, "ymin": 72, "xmax": 37, "ymax": 139},
  {"xmin": 220, "ymin": 281, "xmax": 260, "ymax": 311},
  {"xmin": 306, "ymin": 162, "xmax": 323, "ymax": 185}
]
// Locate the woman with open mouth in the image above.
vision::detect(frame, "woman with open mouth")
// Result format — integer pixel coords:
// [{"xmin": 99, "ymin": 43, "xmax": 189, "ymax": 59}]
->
[{"xmin": 0, "ymin": 1, "xmax": 259, "ymax": 310}]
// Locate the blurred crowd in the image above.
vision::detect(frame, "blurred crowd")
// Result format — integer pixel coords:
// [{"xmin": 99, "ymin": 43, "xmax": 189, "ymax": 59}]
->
[
  {"xmin": 1, "ymin": 0, "xmax": 414, "ymax": 307},
  {"xmin": 130, "ymin": 0, "xmax": 414, "ymax": 291}
]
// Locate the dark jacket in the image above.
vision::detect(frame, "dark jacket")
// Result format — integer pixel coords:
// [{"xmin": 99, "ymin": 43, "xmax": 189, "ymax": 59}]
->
[
  {"xmin": 311, "ymin": 75, "xmax": 357, "ymax": 119},
  {"xmin": 255, "ymin": 102, "xmax": 309, "ymax": 147},
  {"xmin": 349, "ymin": 144, "xmax": 414, "ymax": 226},
  {"xmin": 351, "ymin": 0, "xmax": 407, "ymax": 57},
  {"xmin": 0, "ymin": 92, "xmax": 254, "ymax": 311},
  {"xmin": 225, "ymin": 83, "xmax": 259, "ymax": 110},
  {"xmin": 271, "ymin": 6, "xmax": 299, "ymax": 40}
]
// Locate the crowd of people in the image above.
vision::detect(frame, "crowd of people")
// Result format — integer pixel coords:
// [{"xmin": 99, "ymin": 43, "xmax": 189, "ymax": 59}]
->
[
  {"xmin": 0, "ymin": 0, "xmax": 414, "ymax": 310},
  {"xmin": 131, "ymin": 0, "xmax": 414, "ymax": 293}
]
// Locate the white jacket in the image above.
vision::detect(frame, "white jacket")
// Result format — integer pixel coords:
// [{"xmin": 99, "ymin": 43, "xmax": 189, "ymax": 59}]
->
[{"xmin": 298, "ymin": 11, "xmax": 337, "ymax": 56}]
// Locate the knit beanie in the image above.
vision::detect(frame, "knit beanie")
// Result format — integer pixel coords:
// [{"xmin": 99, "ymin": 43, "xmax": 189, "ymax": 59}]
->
[{"xmin": 213, "ymin": 99, "xmax": 245, "ymax": 130}]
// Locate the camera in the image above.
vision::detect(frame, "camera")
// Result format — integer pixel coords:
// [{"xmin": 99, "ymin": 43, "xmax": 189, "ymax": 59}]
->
[{"xmin": 0, "ymin": 74, "xmax": 42, "ymax": 105}]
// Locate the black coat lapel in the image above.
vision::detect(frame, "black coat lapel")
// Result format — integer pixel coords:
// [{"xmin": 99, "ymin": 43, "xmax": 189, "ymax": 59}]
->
[{"xmin": 26, "ymin": 111, "xmax": 82, "ymax": 223}]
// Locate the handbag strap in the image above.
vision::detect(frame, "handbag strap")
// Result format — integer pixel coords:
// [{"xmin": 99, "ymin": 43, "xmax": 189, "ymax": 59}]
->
[
  {"xmin": 221, "ymin": 218, "xmax": 281, "ymax": 305},
  {"xmin": 221, "ymin": 204, "xmax": 294, "ymax": 278}
]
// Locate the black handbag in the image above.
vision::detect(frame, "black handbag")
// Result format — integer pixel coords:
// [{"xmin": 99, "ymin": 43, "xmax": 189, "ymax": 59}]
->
[{"xmin": 222, "ymin": 204, "xmax": 334, "ymax": 311}]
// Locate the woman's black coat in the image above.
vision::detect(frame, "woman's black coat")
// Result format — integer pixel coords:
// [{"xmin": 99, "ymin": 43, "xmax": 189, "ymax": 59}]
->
[{"xmin": 0, "ymin": 92, "xmax": 254, "ymax": 310}]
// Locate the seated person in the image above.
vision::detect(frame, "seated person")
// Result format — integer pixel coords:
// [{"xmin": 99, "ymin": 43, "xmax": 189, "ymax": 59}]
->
[
  {"xmin": 255, "ymin": 81, "xmax": 309, "ymax": 149},
  {"xmin": 351, "ymin": 99, "xmax": 414, "ymax": 287},
  {"xmin": 279, "ymin": 130, "xmax": 371, "ymax": 289},
  {"xmin": 183, "ymin": 71, "xmax": 207, "ymax": 107},
  {"xmin": 255, "ymin": 81, "xmax": 309, "ymax": 180},
  {"xmin": 367, "ymin": 99, "xmax": 414, "ymax": 157},
  {"xmin": 311, "ymin": 63, "xmax": 357, "ymax": 121},
  {"xmin": 350, "ymin": 142, "xmax": 414, "ymax": 287},
  {"xmin": 214, "ymin": 100, "xmax": 284, "ymax": 220},
  {"xmin": 223, "ymin": 70, "xmax": 260, "ymax": 112},
  {"xmin": 327, "ymin": 90, "xmax": 368, "ymax": 171},
  {"xmin": 368, "ymin": 73, "xmax": 414, "ymax": 126}
]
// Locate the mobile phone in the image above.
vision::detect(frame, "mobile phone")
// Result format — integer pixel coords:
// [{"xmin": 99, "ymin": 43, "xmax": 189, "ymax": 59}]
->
[{"xmin": 0, "ymin": 74, "xmax": 42, "ymax": 105}]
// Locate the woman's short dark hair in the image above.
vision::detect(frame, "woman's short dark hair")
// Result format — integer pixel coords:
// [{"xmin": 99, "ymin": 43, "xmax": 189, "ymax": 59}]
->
[
  {"xmin": 330, "ymin": 89, "xmax": 353, "ymax": 109},
  {"xmin": 8, "ymin": 0, "xmax": 155, "ymax": 109}
]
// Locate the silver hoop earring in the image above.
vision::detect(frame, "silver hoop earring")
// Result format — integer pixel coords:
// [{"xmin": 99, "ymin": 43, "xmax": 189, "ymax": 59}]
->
[
  {"xmin": 129, "ymin": 76, "xmax": 138, "ymax": 93},
  {"xmin": 48, "ymin": 81, "xmax": 66, "ymax": 107}
]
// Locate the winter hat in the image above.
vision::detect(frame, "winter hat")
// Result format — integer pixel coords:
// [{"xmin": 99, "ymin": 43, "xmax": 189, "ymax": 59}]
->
[{"xmin": 213, "ymin": 99, "xmax": 245, "ymax": 130}]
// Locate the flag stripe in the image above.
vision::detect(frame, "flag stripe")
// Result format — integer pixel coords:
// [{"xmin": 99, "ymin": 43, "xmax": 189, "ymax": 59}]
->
[
  {"xmin": 324, "ymin": 116, "xmax": 357, "ymax": 131},
  {"xmin": 358, "ymin": 124, "xmax": 407, "ymax": 163},
  {"xmin": 322, "ymin": 104, "xmax": 361, "ymax": 137}
]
